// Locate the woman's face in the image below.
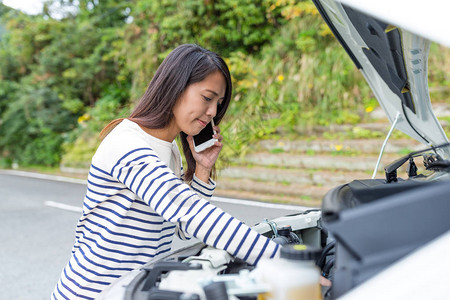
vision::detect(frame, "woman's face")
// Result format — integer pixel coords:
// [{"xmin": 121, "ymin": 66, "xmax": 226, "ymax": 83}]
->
[{"xmin": 171, "ymin": 71, "xmax": 226, "ymax": 136}]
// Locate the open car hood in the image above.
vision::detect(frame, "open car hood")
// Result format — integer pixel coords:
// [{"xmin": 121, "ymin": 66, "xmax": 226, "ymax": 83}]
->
[{"xmin": 313, "ymin": 0, "xmax": 448, "ymax": 147}]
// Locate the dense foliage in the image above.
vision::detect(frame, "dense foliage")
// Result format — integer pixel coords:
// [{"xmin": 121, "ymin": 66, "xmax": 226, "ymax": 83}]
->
[{"xmin": 0, "ymin": 0, "xmax": 448, "ymax": 169}]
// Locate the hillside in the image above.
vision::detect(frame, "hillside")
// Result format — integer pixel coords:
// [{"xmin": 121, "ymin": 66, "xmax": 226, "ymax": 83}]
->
[{"xmin": 0, "ymin": 0, "xmax": 448, "ymax": 194}]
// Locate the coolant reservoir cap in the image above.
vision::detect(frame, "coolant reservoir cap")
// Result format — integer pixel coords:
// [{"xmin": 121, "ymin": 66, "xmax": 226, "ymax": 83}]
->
[{"xmin": 280, "ymin": 244, "xmax": 321, "ymax": 261}]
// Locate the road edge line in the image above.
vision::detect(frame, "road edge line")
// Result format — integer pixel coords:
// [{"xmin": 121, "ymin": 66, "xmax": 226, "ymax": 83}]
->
[
  {"xmin": 0, "ymin": 169, "xmax": 86, "ymax": 184},
  {"xmin": 45, "ymin": 201, "xmax": 83, "ymax": 213}
]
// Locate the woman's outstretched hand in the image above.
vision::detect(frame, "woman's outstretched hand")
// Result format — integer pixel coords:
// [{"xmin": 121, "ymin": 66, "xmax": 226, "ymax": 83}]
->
[{"xmin": 187, "ymin": 125, "xmax": 223, "ymax": 183}]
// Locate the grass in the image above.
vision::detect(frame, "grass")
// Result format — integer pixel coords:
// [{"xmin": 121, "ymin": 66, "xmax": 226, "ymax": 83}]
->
[
  {"xmin": 269, "ymin": 148, "xmax": 285, "ymax": 154},
  {"xmin": 397, "ymin": 148, "xmax": 413, "ymax": 155}
]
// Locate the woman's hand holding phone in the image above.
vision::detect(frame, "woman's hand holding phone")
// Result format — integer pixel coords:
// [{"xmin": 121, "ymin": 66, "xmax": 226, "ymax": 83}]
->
[{"xmin": 187, "ymin": 124, "xmax": 223, "ymax": 183}]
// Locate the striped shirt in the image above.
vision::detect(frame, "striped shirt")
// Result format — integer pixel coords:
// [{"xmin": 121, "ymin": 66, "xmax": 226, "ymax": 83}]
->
[{"xmin": 52, "ymin": 119, "xmax": 280, "ymax": 299}]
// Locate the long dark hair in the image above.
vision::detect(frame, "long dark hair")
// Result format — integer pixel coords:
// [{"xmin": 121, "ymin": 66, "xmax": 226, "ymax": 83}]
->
[{"xmin": 100, "ymin": 44, "xmax": 232, "ymax": 182}]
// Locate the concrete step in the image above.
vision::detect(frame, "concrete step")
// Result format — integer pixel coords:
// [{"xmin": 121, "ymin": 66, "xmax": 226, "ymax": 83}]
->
[
  {"xmin": 282, "ymin": 103, "xmax": 449, "ymax": 136},
  {"xmin": 255, "ymin": 138, "xmax": 424, "ymax": 155},
  {"xmin": 214, "ymin": 180, "xmax": 329, "ymax": 207},
  {"xmin": 234, "ymin": 152, "xmax": 396, "ymax": 172},
  {"xmin": 218, "ymin": 166, "xmax": 372, "ymax": 187},
  {"xmin": 216, "ymin": 177, "xmax": 330, "ymax": 197},
  {"xmin": 370, "ymin": 103, "xmax": 450, "ymax": 120}
]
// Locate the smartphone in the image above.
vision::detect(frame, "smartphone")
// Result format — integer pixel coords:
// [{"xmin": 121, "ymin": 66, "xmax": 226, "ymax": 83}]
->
[{"xmin": 193, "ymin": 119, "xmax": 217, "ymax": 152}]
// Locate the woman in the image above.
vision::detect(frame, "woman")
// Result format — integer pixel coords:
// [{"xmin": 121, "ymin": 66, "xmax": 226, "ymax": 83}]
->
[{"xmin": 52, "ymin": 44, "xmax": 280, "ymax": 299}]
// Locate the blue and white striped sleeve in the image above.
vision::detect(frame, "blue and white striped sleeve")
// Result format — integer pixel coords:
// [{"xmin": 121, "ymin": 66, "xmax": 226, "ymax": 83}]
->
[
  {"xmin": 190, "ymin": 174, "xmax": 216, "ymax": 201},
  {"xmin": 110, "ymin": 147, "xmax": 280, "ymax": 265},
  {"xmin": 175, "ymin": 175, "xmax": 215, "ymax": 240}
]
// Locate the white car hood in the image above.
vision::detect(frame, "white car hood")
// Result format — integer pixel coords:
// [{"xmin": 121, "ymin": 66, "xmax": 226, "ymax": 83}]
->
[{"xmin": 313, "ymin": 0, "xmax": 448, "ymax": 147}]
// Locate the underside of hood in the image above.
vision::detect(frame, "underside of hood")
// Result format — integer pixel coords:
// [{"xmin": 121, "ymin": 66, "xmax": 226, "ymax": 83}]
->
[{"xmin": 313, "ymin": 0, "xmax": 448, "ymax": 147}]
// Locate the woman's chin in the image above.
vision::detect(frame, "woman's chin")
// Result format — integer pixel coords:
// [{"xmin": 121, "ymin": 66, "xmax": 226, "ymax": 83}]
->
[{"xmin": 182, "ymin": 128, "xmax": 202, "ymax": 137}]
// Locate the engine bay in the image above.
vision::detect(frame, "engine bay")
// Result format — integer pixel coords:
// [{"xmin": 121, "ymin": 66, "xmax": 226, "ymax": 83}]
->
[{"xmin": 118, "ymin": 209, "xmax": 328, "ymax": 300}]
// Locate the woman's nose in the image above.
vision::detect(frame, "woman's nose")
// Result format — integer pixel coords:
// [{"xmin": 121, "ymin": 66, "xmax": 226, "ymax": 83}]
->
[{"xmin": 206, "ymin": 102, "xmax": 217, "ymax": 117}]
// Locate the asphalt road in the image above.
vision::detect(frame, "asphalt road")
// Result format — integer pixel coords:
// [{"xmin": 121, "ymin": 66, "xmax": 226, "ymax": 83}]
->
[{"xmin": 0, "ymin": 170, "xmax": 304, "ymax": 300}]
